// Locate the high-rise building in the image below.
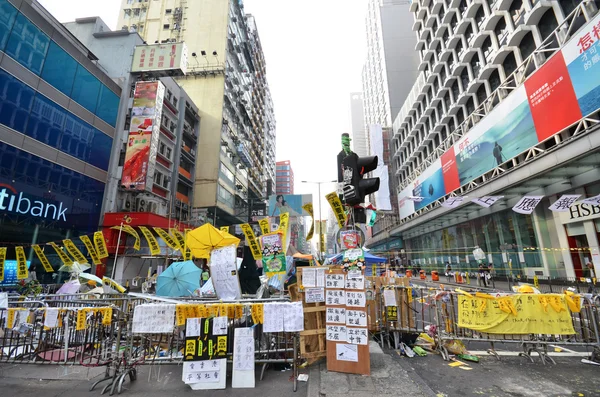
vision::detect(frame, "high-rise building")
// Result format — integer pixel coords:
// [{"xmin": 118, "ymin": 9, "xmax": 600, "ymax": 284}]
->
[
  {"xmin": 386, "ymin": 0, "xmax": 600, "ymax": 278},
  {"xmin": 0, "ymin": 0, "xmax": 121, "ymax": 281},
  {"xmin": 275, "ymin": 160, "xmax": 294, "ymax": 195},
  {"xmin": 117, "ymin": 0, "xmax": 275, "ymax": 226},
  {"xmin": 350, "ymin": 92, "xmax": 368, "ymax": 157},
  {"xmin": 362, "ymin": 0, "xmax": 419, "ymax": 130}
]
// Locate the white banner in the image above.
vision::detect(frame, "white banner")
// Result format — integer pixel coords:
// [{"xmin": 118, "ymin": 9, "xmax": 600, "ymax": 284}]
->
[
  {"xmin": 407, "ymin": 196, "xmax": 424, "ymax": 202},
  {"xmin": 582, "ymin": 194, "xmax": 600, "ymax": 206},
  {"xmin": 471, "ymin": 196, "xmax": 504, "ymax": 208},
  {"xmin": 548, "ymin": 194, "xmax": 581, "ymax": 212},
  {"xmin": 512, "ymin": 196, "xmax": 544, "ymax": 214},
  {"xmin": 441, "ymin": 196, "xmax": 465, "ymax": 209}
]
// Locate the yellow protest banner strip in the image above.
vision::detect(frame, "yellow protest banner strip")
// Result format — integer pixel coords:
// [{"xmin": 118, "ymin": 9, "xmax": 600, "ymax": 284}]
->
[
  {"xmin": 170, "ymin": 228, "xmax": 185, "ymax": 251},
  {"xmin": 63, "ymin": 239, "xmax": 88, "ymax": 264},
  {"xmin": 110, "ymin": 225, "xmax": 141, "ymax": 250},
  {"xmin": 302, "ymin": 203, "xmax": 314, "ymax": 241},
  {"xmin": 251, "ymin": 303, "xmax": 264, "ymax": 324},
  {"xmin": 241, "ymin": 223, "xmax": 262, "ymax": 260},
  {"xmin": 49, "ymin": 242, "xmax": 73, "ymax": 266},
  {"xmin": 32, "ymin": 245, "xmax": 54, "ymax": 272},
  {"xmin": 139, "ymin": 226, "xmax": 160, "ymax": 256},
  {"xmin": 94, "ymin": 231, "xmax": 109, "ymax": 259},
  {"xmin": 76, "ymin": 309, "xmax": 89, "ymax": 331},
  {"xmin": 319, "ymin": 221, "xmax": 325, "ymax": 253},
  {"xmin": 326, "ymin": 192, "xmax": 346, "ymax": 228},
  {"xmin": 183, "ymin": 228, "xmax": 193, "ymax": 260},
  {"xmin": 258, "ymin": 218, "xmax": 270, "ymax": 235},
  {"xmin": 0, "ymin": 247, "xmax": 6, "ymax": 282},
  {"xmin": 15, "ymin": 246, "xmax": 28, "ymax": 280},
  {"xmin": 154, "ymin": 227, "xmax": 180, "ymax": 250},
  {"xmin": 458, "ymin": 294, "xmax": 575, "ymax": 335},
  {"xmin": 279, "ymin": 212, "xmax": 290, "ymax": 248},
  {"xmin": 80, "ymin": 235, "xmax": 101, "ymax": 265}
]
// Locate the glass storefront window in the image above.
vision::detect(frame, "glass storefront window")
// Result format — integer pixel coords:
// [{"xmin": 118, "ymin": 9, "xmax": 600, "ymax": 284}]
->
[
  {"xmin": 71, "ymin": 65, "xmax": 101, "ymax": 114},
  {"xmin": 0, "ymin": 0, "xmax": 18, "ymax": 52},
  {"xmin": 95, "ymin": 84, "xmax": 120, "ymax": 127},
  {"xmin": 0, "ymin": 68, "xmax": 35, "ymax": 133},
  {"xmin": 5, "ymin": 13, "xmax": 49, "ymax": 75},
  {"xmin": 41, "ymin": 41, "xmax": 78, "ymax": 97}
]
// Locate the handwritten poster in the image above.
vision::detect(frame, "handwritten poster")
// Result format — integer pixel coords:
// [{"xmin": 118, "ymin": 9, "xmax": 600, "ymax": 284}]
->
[
  {"xmin": 336, "ymin": 343, "xmax": 358, "ymax": 362},
  {"xmin": 326, "ymin": 307, "xmax": 346, "ymax": 324},
  {"xmin": 186, "ymin": 317, "xmax": 201, "ymax": 337},
  {"xmin": 383, "ymin": 289, "xmax": 397, "ymax": 307},
  {"xmin": 132, "ymin": 304, "xmax": 176, "ymax": 334},
  {"xmin": 305, "ymin": 287, "xmax": 325, "ymax": 303},
  {"xmin": 210, "ymin": 245, "xmax": 241, "ymax": 301},
  {"xmin": 233, "ymin": 328, "xmax": 255, "ymax": 371},
  {"xmin": 346, "ymin": 328, "xmax": 368, "ymax": 345},
  {"xmin": 213, "ymin": 316, "xmax": 228, "ymax": 336},
  {"xmin": 263, "ymin": 303, "xmax": 284, "ymax": 333},
  {"xmin": 283, "ymin": 302, "xmax": 304, "ymax": 332},
  {"xmin": 44, "ymin": 308, "xmax": 59, "ymax": 328},
  {"xmin": 326, "ymin": 325, "xmax": 347, "ymax": 342},
  {"xmin": 345, "ymin": 276, "xmax": 365, "ymax": 290},
  {"xmin": 302, "ymin": 268, "xmax": 316, "ymax": 287},
  {"xmin": 346, "ymin": 291, "xmax": 366, "ymax": 308},
  {"xmin": 346, "ymin": 310, "xmax": 367, "ymax": 327},
  {"xmin": 326, "ymin": 274, "xmax": 345, "ymax": 289},
  {"xmin": 0, "ymin": 292, "xmax": 7, "ymax": 309},
  {"xmin": 326, "ymin": 290, "xmax": 346, "ymax": 306},
  {"xmin": 182, "ymin": 360, "xmax": 222, "ymax": 384},
  {"xmin": 316, "ymin": 268, "xmax": 325, "ymax": 287},
  {"xmin": 184, "ymin": 317, "xmax": 228, "ymax": 361}
]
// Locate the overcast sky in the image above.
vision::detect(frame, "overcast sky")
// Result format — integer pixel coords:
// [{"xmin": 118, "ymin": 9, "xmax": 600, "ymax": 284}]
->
[{"xmin": 38, "ymin": 0, "xmax": 368, "ymax": 218}]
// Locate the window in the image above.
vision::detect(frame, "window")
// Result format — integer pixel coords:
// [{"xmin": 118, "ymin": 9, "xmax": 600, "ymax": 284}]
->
[
  {"xmin": 71, "ymin": 65, "xmax": 101, "ymax": 114},
  {"xmin": 163, "ymin": 24, "xmax": 170, "ymax": 30},
  {"xmin": 0, "ymin": 69, "xmax": 34, "ymax": 133},
  {"xmin": 154, "ymin": 172, "xmax": 163, "ymax": 186},
  {"xmin": 538, "ymin": 9, "xmax": 558, "ymax": 41},
  {"xmin": 41, "ymin": 42, "xmax": 77, "ymax": 96},
  {"xmin": 5, "ymin": 13, "xmax": 50, "ymax": 75},
  {"xmin": 165, "ymin": 8, "xmax": 172, "ymax": 14},
  {"xmin": 26, "ymin": 94, "xmax": 66, "ymax": 147},
  {"xmin": 159, "ymin": 141, "xmax": 166, "ymax": 155},
  {"xmin": 558, "ymin": 0, "xmax": 583, "ymax": 18},
  {"xmin": 165, "ymin": 147, "xmax": 172, "ymax": 159},
  {"xmin": 0, "ymin": 0, "xmax": 18, "ymax": 52},
  {"xmin": 503, "ymin": 51, "xmax": 517, "ymax": 76},
  {"xmin": 518, "ymin": 31, "xmax": 536, "ymax": 60},
  {"xmin": 95, "ymin": 84, "xmax": 119, "ymax": 127},
  {"xmin": 124, "ymin": 9, "xmax": 131, "ymax": 17},
  {"xmin": 476, "ymin": 83, "xmax": 487, "ymax": 105}
]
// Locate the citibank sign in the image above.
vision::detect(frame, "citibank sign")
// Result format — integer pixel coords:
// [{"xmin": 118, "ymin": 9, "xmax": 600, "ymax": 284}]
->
[{"xmin": 0, "ymin": 184, "xmax": 68, "ymax": 221}]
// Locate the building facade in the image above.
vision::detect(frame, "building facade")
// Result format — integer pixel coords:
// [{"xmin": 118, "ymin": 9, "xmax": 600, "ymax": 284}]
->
[
  {"xmin": 385, "ymin": 0, "xmax": 600, "ymax": 278},
  {"xmin": 117, "ymin": 0, "xmax": 275, "ymax": 227},
  {"xmin": 350, "ymin": 92, "xmax": 369, "ymax": 157},
  {"xmin": 0, "ymin": 0, "xmax": 120, "ymax": 280},
  {"xmin": 275, "ymin": 160, "xmax": 294, "ymax": 196}
]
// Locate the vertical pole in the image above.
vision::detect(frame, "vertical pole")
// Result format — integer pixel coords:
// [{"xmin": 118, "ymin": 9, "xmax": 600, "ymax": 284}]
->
[
  {"xmin": 111, "ymin": 222, "xmax": 124, "ymax": 280},
  {"xmin": 318, "ymin": 183, "xmax": 323, "ymax": 262}
]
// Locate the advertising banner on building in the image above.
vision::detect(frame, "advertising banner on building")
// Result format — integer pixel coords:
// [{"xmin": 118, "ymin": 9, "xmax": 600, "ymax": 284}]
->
[
  {"xmin": 398, "ymin": 13, "xmax": 600, "ymax": 220},
  {"xmin": 131, "ymin": 42, "xmax": 188, "ymax": 75},
  {"xmin": 268, "ymin": 194, "xmax": 312, "ymax": 217},
  {"xmin": 122, "ymin": 81, "xmax": 165, "ymax": 192}
]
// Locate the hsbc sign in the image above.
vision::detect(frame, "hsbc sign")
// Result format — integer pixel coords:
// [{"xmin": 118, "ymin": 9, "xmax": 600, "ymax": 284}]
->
[{"xmin": 0, "ymin": 184, "xmax": 68, "ymax": 221}]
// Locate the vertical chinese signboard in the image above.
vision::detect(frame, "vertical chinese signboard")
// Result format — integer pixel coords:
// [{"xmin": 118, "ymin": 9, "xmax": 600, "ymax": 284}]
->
[
  {"xmin": 122, "ymin": 81, "xmax": 165, "ymax": 191},
  {"xmin": 398, "ymin": 13, "xmax": 600, "ymax": 220}
]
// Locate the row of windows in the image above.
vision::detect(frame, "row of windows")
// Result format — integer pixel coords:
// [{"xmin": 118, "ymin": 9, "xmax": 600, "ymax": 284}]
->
[
  {"xmin": 0, "ymin": 0, "xmax": 119, "ymax": 127},
  {"xmin": 0, "ymin": 68, "xmax": 112, "ymax": 170}
]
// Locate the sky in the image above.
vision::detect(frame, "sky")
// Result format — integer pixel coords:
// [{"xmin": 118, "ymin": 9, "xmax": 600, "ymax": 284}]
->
[{"xmin": 38, "ymin": 0, "xmax": 369, "ymax": 218}]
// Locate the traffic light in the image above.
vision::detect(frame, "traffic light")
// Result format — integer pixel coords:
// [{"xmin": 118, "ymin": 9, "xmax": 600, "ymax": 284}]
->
[{"xmin": 337, "ymin": 133, "xmax": 380, "ymax": 206}]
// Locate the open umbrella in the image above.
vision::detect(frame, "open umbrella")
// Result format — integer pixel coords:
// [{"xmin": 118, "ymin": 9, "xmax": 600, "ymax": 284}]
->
[
  {"xmin": 185, "ymin": 224, "xmax": 240, "ymax": 258},
  {"xmin": 58, "ymin": 262, "xmax": 91, "ymax": 274},
  {"xmin": 156, "ymin": 260, "xmax": 201, "ymax": 297},
  {"xmin": 78, "ymin": 273, "xmax": 103, "ymax": 285},
  {"xmin": 56, "ymin": 279, "xmax": 81, "ymax": 295},
  {"xmin": 102, "ymin": 277, "xmax": 126, "ymax": 293}
]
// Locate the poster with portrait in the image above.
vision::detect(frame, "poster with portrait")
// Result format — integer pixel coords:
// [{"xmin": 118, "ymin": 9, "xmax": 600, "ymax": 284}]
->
[{"xmin": 260, "ymin": 232, "xmax": 286, "ymax": 276}]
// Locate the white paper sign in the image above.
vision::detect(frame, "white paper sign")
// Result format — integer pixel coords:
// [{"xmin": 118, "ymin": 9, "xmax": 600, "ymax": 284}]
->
[
  {"xmin": 383, "ymin": 289, "xmax": 397, "ymax": 307},
  {"xmin": 347, "ymin": 270, "xmax": 361, "ymax": 280},
  {"xmin": 182, "ymin": 360, "xmax": 222, "ymax": 384},
  {"xmin": 548, "ymin": 194, "xmax": 581, "ymax": 212},
  {"xmin": 346, "ymin": 310, "xmax": 367, "ymax": 327},
  {"xmin": 186, "ymin": 318, "xmax": 201, "ymax": 337},
  {"xmin": 326, "ymin": 307, "xmax": 346, "ymax": 324},
  {"xmin": 346, "ymin": 291, "xmax": 366, "ymax": 308},
  {"xmin": 471, "ymin": 196, "xmax": 504, "ymax": 208},
  {"xmin": 44, "ymin": 308, "xmax": 59, "ymax": 328},
  {"xmin": 302, "ymin": 268, "xmax": 316, "ymax": 287},
  {"xmin": 305, "ymin": 287, "xmax": 325, "ymax": 303},
  {"xmin": 326, "ymin": 290, "xmax": 346, "ymax": 305},
  {"xmin": 346, "ymin": 327, "xmax": 368, "ymax": 345},
  {"xmin": 0, "ymin": 292, "xmax": 7, "ymax": 309},
  {"xmin": 316, "ymin": 268, "xmax": 325, "ymax": 287},
  {"xmin": 233, "ymin": 328, "xmax": 255, "ymax": 371},
  {"xmin": 283, "ymin": 302, "xmax": 304, "ymax": 332},
  {"xmin": 336, "ymin": 343, "xmax": 358, "ymax": 362},
  {"xmin": 441, "ymin": 196, "xmax": 465, "ymax": 208},
  {"xmin": 132, "ymin": 304, "xmax": 176, "ymax": 334},
  {"xmin": 345, "ymin": 276, "xmax": 365, "ymax": 290},
  {"xmin": 326, "ymin": 325, "xmax": 347, "ymax": 342},
  {"xmin": 263, "ymin": 303, "xmax": 284, "ymax": 332},
  {"xmin": 213, "ymin": 316, "xmax": 228, "ymax": 336},
  {"xmin": 325, "ymin": 274, "xmax": 345, "ymax": 289},
  {"xmin": 582, "ymin": 194, "xmax": 600, "ymax": 206},
  {"xmin": 210, "ymin": 245, "xmax": 241, "ymax": 301},
  {"xmin": 512, "ymin": 195, "xmax": 544, "ymax": 214}
]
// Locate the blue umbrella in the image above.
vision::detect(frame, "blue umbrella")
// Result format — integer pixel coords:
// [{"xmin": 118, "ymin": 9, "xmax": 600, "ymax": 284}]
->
[{"xmin": 156, "ymin": 260, "xmax": 201, "ymax": 297}]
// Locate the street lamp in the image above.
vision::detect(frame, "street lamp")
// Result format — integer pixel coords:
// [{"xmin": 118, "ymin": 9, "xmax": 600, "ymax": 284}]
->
[{"xmin": 301, "ymin": 180, "xmax": 336, "ymax": 262}]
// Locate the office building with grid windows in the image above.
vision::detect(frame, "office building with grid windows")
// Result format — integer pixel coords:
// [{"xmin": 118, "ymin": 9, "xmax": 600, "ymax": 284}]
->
[
  {"xmin": 371, "ymin": 0, "xmax": 600, "ymax": 279},
  {"xmin": 275, "ymin": 160, "xmax": 294, "ymax": 196}
]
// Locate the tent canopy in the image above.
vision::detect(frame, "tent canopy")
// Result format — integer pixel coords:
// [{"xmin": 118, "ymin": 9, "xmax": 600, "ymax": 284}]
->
[{"xmin": 329, "ymin": 251, "xmax": 387, "ymax": 264}]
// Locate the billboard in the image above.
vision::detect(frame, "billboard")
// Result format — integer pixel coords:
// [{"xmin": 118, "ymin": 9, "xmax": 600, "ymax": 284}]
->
[
  {"xmin": 268, "ymin": 194, "xmax": 313, "ymax": 217},
  {"xmin": 131, "ymin": 43, "xmax": 188, "ymax": 75},
  {"xmin": 369, "ymin": 124, "xmax": 392, "ymax": 211},
  {"xmin": 122, "ymin": 81, "xmax": 165, "ymax": 192},
  {"xmin": 399, "ymin": 13, "xmax": 600, "ymax": 220}
]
